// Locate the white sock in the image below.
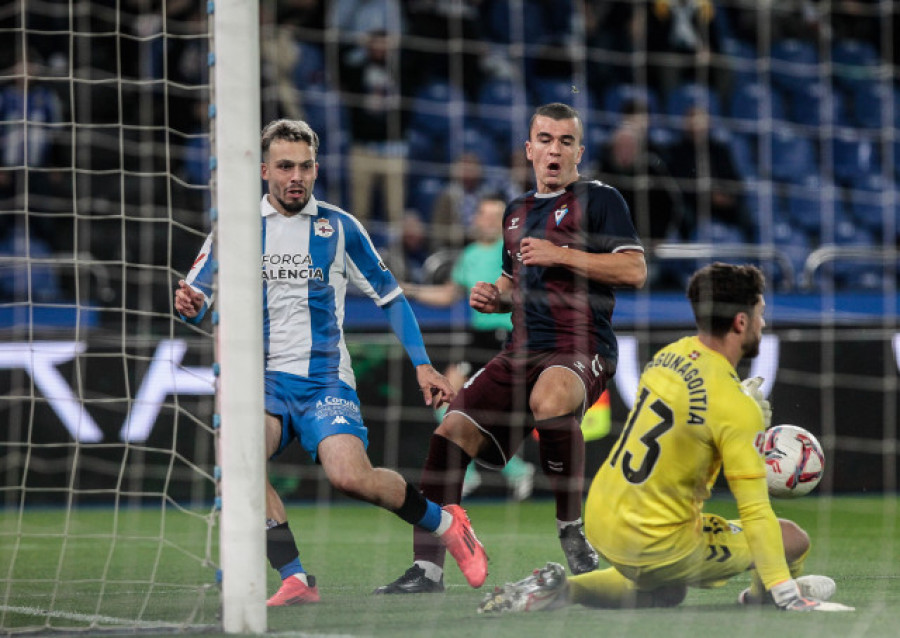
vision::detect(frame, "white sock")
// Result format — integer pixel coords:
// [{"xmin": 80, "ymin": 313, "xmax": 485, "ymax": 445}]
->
[
  {"xmin": 414, "ymin": 560, "xmax": 443, "ymax": 582},
  {"xmin": 290, "ymin": 572, "xmax": 308, "ymax": 585},
  {"xmin": 557, "ymin": 517, "xmax": 583, "ymax": 533},
  {"xmin": 433, "ymin": 509, "xmax": 453, "ymax": 536}
]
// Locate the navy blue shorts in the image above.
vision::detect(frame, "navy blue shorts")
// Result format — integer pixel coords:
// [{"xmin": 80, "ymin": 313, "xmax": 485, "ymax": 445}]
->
[
  {"xmin": 265, "ymin": 371, "xmax": 367, "ymax": 462},
  {"xmin": 446, "ymin": 349, "xmax": 613, "ymax": 467}
]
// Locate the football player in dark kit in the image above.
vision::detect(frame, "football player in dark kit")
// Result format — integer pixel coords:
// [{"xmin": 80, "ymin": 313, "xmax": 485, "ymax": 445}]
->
[{"xmin": 377, "ymin": 103, "xmax": 647, "ymax": 594}]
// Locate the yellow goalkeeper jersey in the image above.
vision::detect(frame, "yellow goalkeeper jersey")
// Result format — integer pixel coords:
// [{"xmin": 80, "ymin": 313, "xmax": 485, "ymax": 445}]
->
[{"xmin": 586, "ymin": 335, "xmax": 780, "ymax": 574}]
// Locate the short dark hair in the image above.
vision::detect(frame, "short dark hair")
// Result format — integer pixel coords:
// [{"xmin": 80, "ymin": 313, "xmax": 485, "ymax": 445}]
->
[
  {"xmin": 687, "ymin": 262, "xmax": 765, "ymax": 337},
  {"xmin": 261, "ymin": 119, "xmax": 319, "ymax": 159},
  {"xmin": 529, "ymin": 103, "xmax": 583, "ymax": 143}
]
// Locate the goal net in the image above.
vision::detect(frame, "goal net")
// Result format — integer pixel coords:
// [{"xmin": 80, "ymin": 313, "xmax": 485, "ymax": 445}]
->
[
  {"xmin": 2, "ymin": 0, "xmax": 899, "ymax": 635},
  {"xmin": 0, "ymin": 0, "xmax": 219, "ymax": 632}
]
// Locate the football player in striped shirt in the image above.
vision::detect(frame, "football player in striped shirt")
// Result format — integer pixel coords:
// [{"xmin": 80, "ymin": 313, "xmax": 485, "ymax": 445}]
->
[
  {"xmin": 378, "ymin": 103, "xmax": 648, "ymax": 594},
  {"xmin": 175, "ymin": 119, "xmax": 487, "ymax": 605}
]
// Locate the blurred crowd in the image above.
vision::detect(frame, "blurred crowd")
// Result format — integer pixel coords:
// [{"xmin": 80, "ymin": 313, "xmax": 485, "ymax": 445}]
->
[{"xmin": 2, "ymin": 0, "xmax": 898, "ymax": 304}]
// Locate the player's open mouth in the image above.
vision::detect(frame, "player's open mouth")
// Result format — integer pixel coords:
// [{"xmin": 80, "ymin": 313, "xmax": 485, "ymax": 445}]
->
[{"xmin": 547, "ymin": 162, "xmax": 560, "ymax": 172}]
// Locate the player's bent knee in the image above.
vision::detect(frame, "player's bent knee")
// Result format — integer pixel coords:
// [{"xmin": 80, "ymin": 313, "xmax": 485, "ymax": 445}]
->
[
  {"xmin": 434, "ymin": 415, "xmax": 484, "ymax": 455},
  {"xmin": 779, "ymin": 519, "xmax": 810, "ymax": 560}
]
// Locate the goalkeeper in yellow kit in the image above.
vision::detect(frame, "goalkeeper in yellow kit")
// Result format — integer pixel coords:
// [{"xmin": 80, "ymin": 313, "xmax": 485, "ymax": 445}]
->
[{"xmin": 479, "ymin": 262, "xmax": 854, "ymax": 613}]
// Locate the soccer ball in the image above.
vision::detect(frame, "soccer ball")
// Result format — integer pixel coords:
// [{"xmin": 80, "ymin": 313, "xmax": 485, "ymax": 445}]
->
[{"xmin": 764, "ymin": 425, "xmax": 825, "ymax": 498}]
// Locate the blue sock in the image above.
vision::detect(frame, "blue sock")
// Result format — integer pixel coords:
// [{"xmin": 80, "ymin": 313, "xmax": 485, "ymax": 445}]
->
[
  {"xmin": 416, "ymin": 500, "xmax": 443, "ymax": 533},
  {"xmin": 278, "ymin": 557, "xmax": 304, "ymax": 580}
]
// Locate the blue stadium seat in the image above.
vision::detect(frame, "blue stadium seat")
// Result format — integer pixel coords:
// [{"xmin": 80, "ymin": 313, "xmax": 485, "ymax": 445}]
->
[
  {"xmin": 482, "ymin": 0, "xmax": 552, "ymax": 44},
  {"xmin": 895, "ymin": 139, "xmax": 900, "ymax": 182},
  {"xmin": 770, "ymin": 219, "xmax": 810, "ymax": 289},
  {"xmin": 830, "ymin": 129, "xmax": 880, "ymax": 186},
  {"xmin": 406, "ymin": 174, "xmax": 446, "ymax": 220},
  {"xmin": 728, "ymin": 132, "xmax": 757, "ymax": 180},
  {"xmin": 784, "ymin": 175, "xmax": 834, "ymax": 233},
  {"xmin": 741, "ymin": 178, "xmax": 769, "ymax": 239},
  {"xmin": 694, "ymin": 220, "xmax": 747, "ymax": 244},
  {"xmin": 766, "ymin": 125, "xmax": 818, "ymax": 184},
  {"xmin": 299, "ymin": 85, "xmax": 348, "ymax": 197},
  {"xmin": 788, "ymin": 80, "xmax": 846, "ymax": 128},
  {"xmin": 770, "ymin": 38, "xmax": 818, "ymax": 96},
  {"xmin": 828, "ymin": 221, "xmax": 884, "ymax": 290},
  {"xmin": 292, "ymin": 42, "xmax": 326, "ymax": 88},
  {"xmin": 601, "ymin": 83, "xmax": 661, "ymax": 121},
  {"xmin": 720, "ymin": 37, "xmax": 758, "ymax": 89},
  {"xmin": 408, "ymin": 80, "xmax": 467, "ymax": 141},
  {"xmin": 729, "ymin": 82, "xmax": 786, "ymax": 134},
  {"xmin": 848, "ymin": 174, "xmax": 895, "ymax": 237},
  {"xmin": 407, "ymin": 128, "xmax": 451, "ymax": 165},
  {"xmin": 461, "ymin": 125, "xmax": 503, "ymax": 167},
  {"xmin": 475, "ymin": 76, "xmax": 526, "ymax": 151},
  {"xmin": 528, "ymin": 77, "xmax": 595, "ymax": 116},
  {"xmin": 849, "ymin": 80, "xmax": 893, "ymax": 130},
  {"xmin": 831, "ymin": 38, "xmax": 880, "ymax": 91},
  {"xmin": 666, "ymin": 82, "xmax": 723, "ymax": 118}
]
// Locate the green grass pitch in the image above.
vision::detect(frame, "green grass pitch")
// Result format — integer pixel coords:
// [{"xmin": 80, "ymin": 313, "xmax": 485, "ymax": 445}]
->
[{"xmin": 2, "ymin": 495, "xmax": 897, "ymax": 636}]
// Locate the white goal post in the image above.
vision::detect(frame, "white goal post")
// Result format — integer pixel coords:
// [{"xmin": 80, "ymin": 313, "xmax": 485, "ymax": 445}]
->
[{"xmin": 211, "ymin": 0, "xmax": 267, "ymax": 633}]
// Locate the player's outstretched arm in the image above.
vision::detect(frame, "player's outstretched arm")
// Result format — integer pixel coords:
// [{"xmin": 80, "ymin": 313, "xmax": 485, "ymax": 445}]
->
[
  {"xmin": 415, "ymin": 363, "xmax": 456, "ymax": 408},
  {"xmin": 741, "ymin": 376, "xmax": 772, "ymax": 428},
  {"xmin": 174, "ymin": 280, "xmax": 205, "ymax": 319},
  {"xmin": 770, "ymin": 579, "xmax": 855, "ymax": 612}
]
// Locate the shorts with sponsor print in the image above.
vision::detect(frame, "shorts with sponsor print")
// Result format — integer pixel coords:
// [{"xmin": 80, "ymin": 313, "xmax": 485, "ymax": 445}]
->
[
  {"xmin": 265, "ymin": 370, "xmax": 367, "ymax": 462},
  {"xmin": 446, "ymin": 349, "xmax": 613, "ymax": 468}
]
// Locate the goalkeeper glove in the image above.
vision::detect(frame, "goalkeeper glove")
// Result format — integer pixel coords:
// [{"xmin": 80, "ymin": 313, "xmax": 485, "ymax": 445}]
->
[
  {"xmin": 769, "ymin": 579, "xmax": 855, "ymax": 612},
  {"xmin": 741, "ymin": 376, "xmax": 771, "ymax": 429}
]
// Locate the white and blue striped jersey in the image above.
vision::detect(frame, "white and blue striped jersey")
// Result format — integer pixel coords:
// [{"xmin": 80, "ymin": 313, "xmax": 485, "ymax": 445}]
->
[{"xmin": 184, "ymin": 195, "xmax": 402, "ymax": 389}]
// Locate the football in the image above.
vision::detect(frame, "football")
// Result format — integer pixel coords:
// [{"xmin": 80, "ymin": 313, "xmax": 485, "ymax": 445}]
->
[{"xmin": 764, "ymin": 425, "xmax": 825, "ymax": 498}]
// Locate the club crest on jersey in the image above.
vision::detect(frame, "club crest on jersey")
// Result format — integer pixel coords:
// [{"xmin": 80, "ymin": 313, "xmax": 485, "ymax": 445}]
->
[
  {"xmin": 314, "ymin": 218, "xmax": 334, "ymax": 238},
  {"xmin": 689, "ymin": 350, "xmax": 700, "ymax": 360},
  {"xmin": 554, "ymin": 205, "xmax": 569, "ymax": 226}
]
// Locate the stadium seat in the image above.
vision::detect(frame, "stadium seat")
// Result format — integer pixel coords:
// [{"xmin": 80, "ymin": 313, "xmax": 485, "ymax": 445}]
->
[
  {"xmin": 770, "ymin": 219, "xmax": 810, "ymax": 289},
  {"xmin": 482, "ymin": 0, "xmax": 549, "ymax": 44},
  {"xmin": 770, "ymin": 38, "xmax": 819, "ymax": 96},
  {"xmin": 895, "ymin": 139, "xmax": 900, "ymax": 182},
  {"xmin": 783, "ymin": 174, "xmax": 840, "ymax": 234},
  {"xmin": 721, "ymin": 37, "xmax": 759, "ymax": 90},
  {"xmin": 728, "ymin": 132, "xmax": 757, "ymax": 180},
  {"xmin": 408, "ymin": 80, "xmax": 468, "ymax": 142},
  {"xmin": 729, "ymin": 82, "xmax": 786, "ymax": 134},
  {"xmin": 666, "ymin": 82, "xmax": 723, "ymax": 119},
  {"xmin": 849, "ymin": 80, "xmax": 892, "ymax": 130},
  {"xmin": 830, "ymin": 128, "xmax": 880, "ymax": 186},
  {"xmin": 299, "ymin": 85, "xmax": 348, "ymax": 198},
  {"xmin": 407, "ymin": 128, "xmax": 451, "ymax": 166},
  {"xmin": 528, "ymin": 76, "xmax": 595, "ymax": 117},
  {"xmin": 830, "ymin": 222, "xmax": 884, "ymax": 289},
  {"xmin": 461, "ymin": 125, "xmax": 503, "ymax": 167},
  {"xmin": 766, "ymin": 125, "xmax": 818, "ymax": 184},
  {"xmin": 788, "ymin": 80, "xmax": 846, "ymax": 129},
  {"xmin": 741, "ymin": 178, "xmax": 769, "ymax": 239},
  {"xmin": 0, "ymin": 228, "xmax": 63, "ymax": 303},
  {"xmin": 601, "ymin": 83, "xmax": 661, "ymax": 121},
  {"xmin": 831, "ymin": 38, "xmax": 880, "ymax": 92},
  {"xmin": 292, "ymin": 42, "xmax": 326, "ymax": 89},
  {"xmin": 476, "ymin": 76, "xmax": 520, "ymax": 147},
  {"xmin": 848, "ymin": 174, "xmax": 896, "ymax": 237},
  {"xmin": 405, "ymin": 174, "xmax": 446, "ymax": 220}
]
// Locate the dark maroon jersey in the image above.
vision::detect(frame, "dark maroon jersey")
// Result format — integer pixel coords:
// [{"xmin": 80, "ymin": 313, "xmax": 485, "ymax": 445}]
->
[{"xmin": 500, "ymin": 179, "xmax": 643, "ymax": 363}]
